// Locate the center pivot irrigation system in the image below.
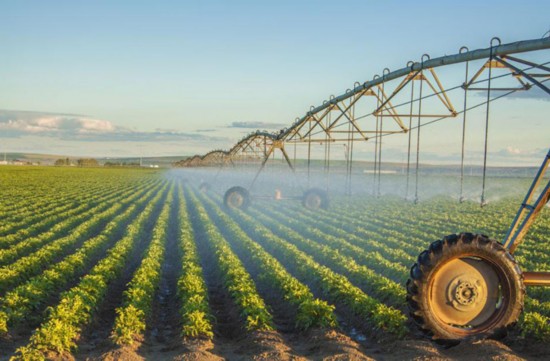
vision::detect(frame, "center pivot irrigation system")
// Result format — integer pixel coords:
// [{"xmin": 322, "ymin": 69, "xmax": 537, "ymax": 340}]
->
[{"xmin": 177, "ymin": 36, "xmax": 550, "ymax": 341}]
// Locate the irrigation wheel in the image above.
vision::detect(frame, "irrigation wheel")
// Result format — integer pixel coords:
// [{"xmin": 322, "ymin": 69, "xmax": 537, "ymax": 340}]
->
[
  {"xmin": 407, "ymin": 233, "xmax": 524, "ymax": 342},
  {"xmin": 224, "ymin": 186, "xmax": 250, "ymax": 209},
  {"xmin": 302, "ymin": 188, "xmax": 329, "ymax": 210}
]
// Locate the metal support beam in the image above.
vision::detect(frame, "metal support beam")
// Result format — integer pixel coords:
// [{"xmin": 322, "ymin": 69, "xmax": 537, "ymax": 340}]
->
[
  {"xmin": 278, "ymin": 37, "xmax": 550, "ymax": 141},
  {"xmin": 495, "ymin": 56, "xmax": 550, "ymax": 95},
  {"xmin": 248, "ymin": 147, "xmax": 274, "ymax": 191},
  {"xmin": 523, "ymin": 272, "xmax": 550, "ymax": 287},
  {"xmin": 503, "ymin": 149, "xmax": 550, "ymax": 253}
]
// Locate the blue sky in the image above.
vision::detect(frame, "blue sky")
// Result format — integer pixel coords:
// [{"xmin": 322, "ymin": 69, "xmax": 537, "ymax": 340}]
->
[{"xmin": 0, "ymin": 0, "xmax": 549, "ymax": 163}]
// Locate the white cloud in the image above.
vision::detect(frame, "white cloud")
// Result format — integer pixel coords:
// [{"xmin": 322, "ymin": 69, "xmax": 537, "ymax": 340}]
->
[
  {"xmin": 0, "ymin": 109, "xmax": 225, "ymax": 143},
  {"xmin": 2, "ymin": 115, "xmax": 109, "ymax": 134},
  {"xmin": 505, "ymin": 146, "xmax": 521, "ymax": 155},
  {"xmin": 35, "ymin": 117, "xmax": 62, "ymax": 129},
  {"xmin": 78, "ymin": 118, "xmax": 115, "ymax": 132}
]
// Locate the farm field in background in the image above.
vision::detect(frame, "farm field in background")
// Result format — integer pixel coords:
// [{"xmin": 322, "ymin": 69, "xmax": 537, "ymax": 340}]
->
[{"xmin": 0, "ymin": 166, "xmax": 549, "ymax": 360}]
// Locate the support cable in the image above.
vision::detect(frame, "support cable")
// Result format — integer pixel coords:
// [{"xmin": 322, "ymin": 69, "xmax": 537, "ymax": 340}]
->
[
  {"xmin": 327, "ymin": 109, "xmax": 332, "ymax": 191},
  {"xmin": 349, "ymin": 95, "xmax": 357, "ymax": 195},
  {"xmin": 415, "ymin": 57, "xmax": 428, "ymax": 204},
  {"xmin": 377, "ymin": 71, "xmax": 389, "ymax": 197},
  {"xmin": 345, "ymin": 107, "xmax": 353, "ymax": 195},
  {"xmin": 293, "ymin": 136, "xmax": 297, "ymax": 168},
  {"xmin": 460, "ymin": 46, "xmax": 470, "ymax": 203},
  {"xmin": 481, "ymin": 38, "xmax": 500, "ymax": 207},
  {"xmin": 377, "ymin": 108, "xmax": 384, "ymax": 197},
  {"xmin": 349, "ymin": 133, "xmax": 355, "ymax": 196},
  {"xmin": 406, "ymin": 64, "xmax": 415, "ymax": 200},
  {"xmin": 374, "ymin": 78, "xmax": 381, "ymax": 196},
  {"xmin": 324, "ymin": 111, "xmax": 329, "ymax": 190},
  {"xmin": 307, "ymin": 119, "xmax": 312, "ymax": 186}
]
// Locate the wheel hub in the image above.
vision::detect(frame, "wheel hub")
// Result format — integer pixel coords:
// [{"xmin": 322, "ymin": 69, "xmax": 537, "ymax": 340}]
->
[
  {"xmin": 305, "ymin": 195, "xmax": 321, "ymax": 209},
  {"xmin": 452, "ymin": 279, "xmax": 479, "ymax": 307},
  {"xmin": 228, "ymin": 193, "xmax": 243, "ymax": 208},
  {"xmin": 431, "ymin": 257, "xmax": 500, "ymax": 327}
]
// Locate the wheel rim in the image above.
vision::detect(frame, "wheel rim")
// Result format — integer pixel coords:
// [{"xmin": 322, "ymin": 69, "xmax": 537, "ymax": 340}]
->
[
  {"xmin": 429, "ymin": 256, "xmax": 506, "ymax": 333},
  {"xmin": 227, "ymin": 192, "xmax": 244, "ymax": 208},
  {"xmin": 305, "ymin": 194, "xmax": 321, "ymax": 209}
]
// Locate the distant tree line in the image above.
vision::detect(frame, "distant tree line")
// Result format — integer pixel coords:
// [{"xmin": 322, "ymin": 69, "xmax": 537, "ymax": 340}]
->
[
  {"xmin": 54, "ymin": 158, "xmax": 71, "ymax": 166},
  {"xmin": 54, "ymin": 158, "xmax": 99, "ymax": 167},
  {"xmin": 104, "ymin": 161, "xmax": 141, "ymax": 167},
  {"xmin": 77, "ymin": 158, "xmax": 99, "ymax": 167}
]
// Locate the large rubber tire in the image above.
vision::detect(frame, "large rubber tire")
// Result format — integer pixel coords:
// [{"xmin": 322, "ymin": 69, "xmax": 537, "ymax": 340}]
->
[
  {"xmin": 407, "ymin": 233, "xmax": 524, "ymax": 342},
  {"xmin": 224, "ymin": 186, "xmax": 251, "ymax": 209},
  {"xmin": 302, "ymin": 188, "xmax": 329, "ymax": 210}
]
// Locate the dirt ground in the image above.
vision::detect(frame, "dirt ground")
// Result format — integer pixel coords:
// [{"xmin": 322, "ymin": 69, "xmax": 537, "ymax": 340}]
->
[{"xmin": 68, "ymin": 329, "xmax": 548, "ymax": 361}]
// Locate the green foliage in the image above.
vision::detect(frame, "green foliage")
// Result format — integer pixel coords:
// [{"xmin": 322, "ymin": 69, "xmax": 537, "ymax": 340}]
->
[
  {"xmin": 111, "ymin": 190, "xmax": 172, "ymax": 346},
  {"xmin": 197, "ymin": 190, "xmax": 337, "ymax": 331},
  {"xmin": 11, "ymin": 181, "xmax": 169, "ymax": 359},
  {"xmin": 2, "ymin": 168, "xmax": 549, "ymax": 359},
  {"xmin": 0, "ymin": 187, "xmax": 161, "ymax": 334},
  {"xmin": 112, "ymin": 305, "xmax": 146, "ymax": 346},
  {"xmin": 187, "ymin": 188, "xmax": 274, "ymax": 332},
  {"xmin": 228, "ymin": 203, "xmax": 408, "ymax": 337},
  {"xmin": 521, "ymin": 312, "xmax": 550, "ymax": 341},
  {"xmin": 177, "ymin": 185, "xmax": 214, "ymax": 338}
]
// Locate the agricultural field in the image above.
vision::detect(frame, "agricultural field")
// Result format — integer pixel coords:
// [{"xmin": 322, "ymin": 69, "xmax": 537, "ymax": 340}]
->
[{"xmin": 0, "ymin": 166, "xmax": 549, "ymax": 360}]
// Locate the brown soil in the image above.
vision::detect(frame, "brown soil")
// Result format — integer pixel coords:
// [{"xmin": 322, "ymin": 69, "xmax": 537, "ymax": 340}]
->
[
  {"xmin": 94, "ymin": 346, "xmax": 145, "ymax": 361},
  {"xmin": 77, "ymin": 329, "xmax": 549, "ymax": 360},
  {"xmin": 366, "ymin": 338, "xmax": 538, "ymax": 361},
  {"xmin": 5, "ymin": 331, "xmax": 550, "ymax": 360},
  {"xmin": 290, "ymin": 329, "xmax": 373, "ymax": 360},
  {"xmin": 171, "ymin": 329, "xmax": 372, "ymax": 361},
  {"xmin": 175, "ymin": 338, "xmax": 224, "ymax": 361}
]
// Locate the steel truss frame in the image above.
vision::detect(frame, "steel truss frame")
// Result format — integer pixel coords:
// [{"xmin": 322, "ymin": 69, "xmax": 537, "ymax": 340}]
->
[{"xmin": 176, "ymin": 36, "xmax": 550, "ymax": 200}]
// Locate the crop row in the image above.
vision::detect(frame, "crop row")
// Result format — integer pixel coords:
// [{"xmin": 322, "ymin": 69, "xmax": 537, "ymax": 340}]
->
[
  {"xmin": 0, "ymin": 180, "xmax": 160, "ymax": 295},
  {"xmin": 249, "ymin": 205, "xmax": 407, "ymax": 308},
  {"xmin": 263, "ymin": 205, "xmax": 408, "ymax": 282},
  {"xmin": 12, "ymin": 180, "xmax": 169, "ymax": 359},
  {"xmin": 0, "ymin": 181, "xmax": 166, "ymax": 335},
  {"xmin": 0, "ymin": 168, "xmax": 156, "ymax": 223},
  {"xmin": 0, "ymin": 181, "xmax": 118, "ymax": 236},
  {"xmin": 176, "ymin": 185, "xmax": 214, "ymax": 338},
  {"xmin": 216, "ymin": 194, "xmax": 406, "ymax": 337},
  {"xmin": 0, "ymin": 178, "xmax": 125, "ymax": 241},
  {"xmin": 0, "ymin": 174, "xmax": 112, "ymax": 222},
  {"xmin": 196, "ymin": 189, "xmax": 338, "ymax": 330},
  {"xmin": 111, "ymin": 185, "xmax": 173, "ymax": 345},
  {"xmin": 0, "ymin": 177, "xmax": 158, "ymax": 245},
  {"xmin": 0, "ymin": 179, "xmax": 159, "ymax": 265},
  {"xmin": 185, "ymin": 187, "xmax": 275, "ymax": 332}
]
